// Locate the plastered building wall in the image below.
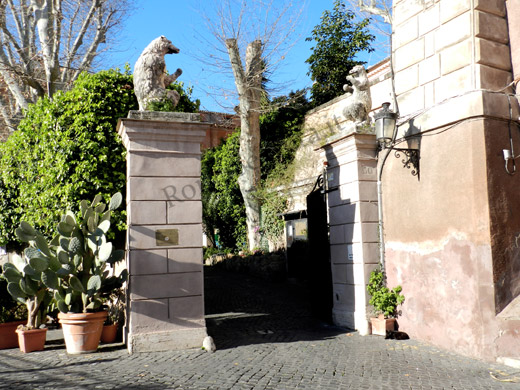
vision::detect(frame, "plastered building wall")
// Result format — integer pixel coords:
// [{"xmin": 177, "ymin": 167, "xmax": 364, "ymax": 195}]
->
[{"xmin": 385, "ymin": 0, "xmax": 520, "ymax": 361}]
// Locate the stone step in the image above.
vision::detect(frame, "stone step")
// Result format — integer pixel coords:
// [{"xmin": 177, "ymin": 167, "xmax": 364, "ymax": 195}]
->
[{"xmin": 497, "ymin": 357, "xmax": 520, "ymax": 369}]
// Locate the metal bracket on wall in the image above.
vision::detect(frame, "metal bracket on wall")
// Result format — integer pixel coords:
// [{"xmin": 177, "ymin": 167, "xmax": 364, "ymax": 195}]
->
[
  {"xmin": 313, "ymin": 173, "xmax": 339, "ymax": 195},
  {"xmin": 312, "ymin": 174, "xmax": 324, "ymax": 193},
  {"xmin": 393, "ymin": 148, "xmax": 420, "ymax": 178}
]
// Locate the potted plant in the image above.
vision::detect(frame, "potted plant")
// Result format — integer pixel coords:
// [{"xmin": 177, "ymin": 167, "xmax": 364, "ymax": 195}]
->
[
  {"xmin": 0, "ymin": 278, "xmax": 27, "ymax": 349},
  {"xmin": 101, "ymin": 288, "xmax": 125, "ymax": 343},
  {"xmin": 14, "ymin": 192, "xmax": 127, "ymax": 354},
  {"xmin": 367, "ymin": 266, "xmax": 405, "ymax": 336},
  {"xmin": 0, "ymin": 223, "xmax": 56, "ymax": 352}
]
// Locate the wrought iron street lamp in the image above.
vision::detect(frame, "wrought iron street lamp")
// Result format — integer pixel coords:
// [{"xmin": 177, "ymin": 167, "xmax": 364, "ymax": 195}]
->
[
  {"xmin": 375, "ymin": 102, "xmax": 397, "ymax": 147},
  {"xmin": 374, "ymin": 102, "xmax": 420, "ymax": 177}
]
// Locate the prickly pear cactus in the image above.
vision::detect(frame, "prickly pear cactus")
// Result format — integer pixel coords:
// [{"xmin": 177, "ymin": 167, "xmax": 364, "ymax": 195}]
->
[
  {"xmin": 0, "ymin": 222, "xmax": 56, "ymax": 329},
  {"xmin": 51, "ymin": 192, "xmax": 127, "ymax": 313}
]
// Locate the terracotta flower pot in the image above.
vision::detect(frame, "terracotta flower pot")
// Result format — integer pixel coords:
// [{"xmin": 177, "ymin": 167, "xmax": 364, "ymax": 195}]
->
[
  {"xmin": 58, "ymin": 311, "xmax": 107, "ymax": 354},
  {"xmin": 370, "ymin": 314, "xmax": 396, "ymax": 336},
  {"xmin": 101, "ymin": 323, "xmax": 118, "ymax": 343},
  {"xmin": 16, "ymin": 327, "xmax": 47, "ymax": 353},
  {"xmin": 0, "ymin": 320, "xmax": 26, "ymax": 349}
]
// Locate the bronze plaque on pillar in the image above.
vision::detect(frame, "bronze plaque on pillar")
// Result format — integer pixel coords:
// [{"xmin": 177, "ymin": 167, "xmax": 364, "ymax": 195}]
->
[{"xmin": 155, "ymin": 229, "xmax": 179, "ymax": 246}]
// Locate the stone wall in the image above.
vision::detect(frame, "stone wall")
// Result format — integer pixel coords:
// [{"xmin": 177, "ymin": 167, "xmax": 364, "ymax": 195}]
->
[
  {"xmin": 199, "ymin": 111, "xmax": 239, "ymax": 150},
  {"xmin": 285, "ymin": 62, "xmax": 391, "ymax": 214},
  {"xmin": 506, "ymin": 0, "xmax": 520, "ymax": 80},
  {"xmin": 393, "ymin": 0, "xmax": 511, "ymax": 117},
  {"xmin": 0, "ymin": 125, "xmax": 12, "ymax": 142}
]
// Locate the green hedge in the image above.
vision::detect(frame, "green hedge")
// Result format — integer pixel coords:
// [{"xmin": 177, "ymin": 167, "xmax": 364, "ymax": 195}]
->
[{"xmin": 0, "ymin": 68, "xmax": 138, "ymax": 248}]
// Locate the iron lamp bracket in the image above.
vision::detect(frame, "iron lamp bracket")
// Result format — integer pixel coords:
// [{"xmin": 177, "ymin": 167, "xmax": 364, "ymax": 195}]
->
[{"xmin": 393, "ymin": 147, "xmax": 420, "ymax": 177}]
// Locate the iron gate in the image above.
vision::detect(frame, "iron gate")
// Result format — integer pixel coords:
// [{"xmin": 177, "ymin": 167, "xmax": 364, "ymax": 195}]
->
[{"xmin": 306, "ymin": 175, "xmax": 333, "ymax": 323}]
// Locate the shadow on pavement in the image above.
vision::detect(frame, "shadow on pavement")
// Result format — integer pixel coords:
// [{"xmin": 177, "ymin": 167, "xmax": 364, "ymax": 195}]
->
[
  {"xmin": 42, "ymin": 330, "xmax": 126, "ymax": 353},
  {"xmin": 204, "ymin": 266, "xmax": 349, "ymax": 350}
]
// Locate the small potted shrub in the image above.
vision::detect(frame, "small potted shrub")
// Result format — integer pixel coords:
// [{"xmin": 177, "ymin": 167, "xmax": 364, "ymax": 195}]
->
[
  {"xmin": 0, "ymin": 223, "xmax": 56, "ymax": 352},
  {"xmin": 14, "ymin": 193, "xmax": 127, "ymax": 354},
  {"xmin": 367, "ymin": 266, "xmax": 405, "ymax": 336},
  {"xmin": 101, "ymin": 288, "xmax": 125, "ymax": 343},
  {"xmin": 0, "ymin": 278, "xmax": 27, "ymax": 349}
]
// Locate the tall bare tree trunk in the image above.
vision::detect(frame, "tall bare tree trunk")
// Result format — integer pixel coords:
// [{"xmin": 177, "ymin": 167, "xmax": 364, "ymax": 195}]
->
[{"xmin": 226, "ymin": 38, "xmax": 263, "ymax": 250}]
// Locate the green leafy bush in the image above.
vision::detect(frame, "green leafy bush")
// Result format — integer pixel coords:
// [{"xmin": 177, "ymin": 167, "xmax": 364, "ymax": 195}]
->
[
  {"xmin": 146, "ymin": 81, "xmax": 201, "ymax": 113},
  {"xmin": 0, "ymin": 68, "xmax": 137, "ymax": 249},
  {"xmin": 0, "ymin": 68, "xmax": 203, "ymax": 251},
  {"xmin": 201, "ymin": 130, "xmax": 247, "ymax": 250},
  {"xmin": 260, "ymin": 91, "xmax": 309, "ymax": 179},
  {"xmin": 367, "ymin": 266, "xmax": 405, "ymax": 318},
  {"xmin": 257, "ymin": 91, "xmax": 311, "ymax": 247}
]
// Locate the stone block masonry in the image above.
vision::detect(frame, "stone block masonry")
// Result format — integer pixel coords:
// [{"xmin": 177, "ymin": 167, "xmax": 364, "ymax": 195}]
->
[
  {"xmin": 117, "ymin": 111, "xmax": 208, "ymax": 353},
  {"xmin": 393, "ymin": 0, "xmax": 513, "ymax": 119},
  {"xmin": 322, "ymin": 133, "xmax": 379, "ymax": 335}
]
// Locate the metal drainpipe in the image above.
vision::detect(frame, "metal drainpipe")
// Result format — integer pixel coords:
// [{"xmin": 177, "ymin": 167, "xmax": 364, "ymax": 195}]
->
[
  {"xmin": 377, "ymin": 147, "xmax": 392, "ymax": 276},
  {"xmin": 378, "ymin": 28, "xmax": 399, "ymax": 277}
]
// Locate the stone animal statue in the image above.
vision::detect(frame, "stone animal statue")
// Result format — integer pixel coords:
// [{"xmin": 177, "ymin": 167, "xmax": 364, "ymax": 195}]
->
[
  {"xmin": 202, "ymin": 336, "xmax": 216, "ymax": 353},
  {"xmin": 342, "ymin": 65, "xmax": 371, "ymax": 124},
  {"xmin": 133, "ymin": 36, "xmax": 183, "ymax": 111}
]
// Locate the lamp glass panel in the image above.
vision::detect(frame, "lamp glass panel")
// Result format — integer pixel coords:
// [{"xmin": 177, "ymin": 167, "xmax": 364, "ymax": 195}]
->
[
  {"xmin": 375, "ymin": 118, "xmax": 385, "ymax": 141},
  {"xmin": 383, "ymin": 118, "xmax": 396, "ymax": 140}
]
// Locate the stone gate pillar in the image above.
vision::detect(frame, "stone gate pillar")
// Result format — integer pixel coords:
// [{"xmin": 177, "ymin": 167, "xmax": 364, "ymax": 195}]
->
[
  {"xmin": 117, "ymin": 111, "xmax": 208, "ymax": 353},
  {"xmin": 322, "ymin": 132, "xmax": 379, "ymax": 335}
]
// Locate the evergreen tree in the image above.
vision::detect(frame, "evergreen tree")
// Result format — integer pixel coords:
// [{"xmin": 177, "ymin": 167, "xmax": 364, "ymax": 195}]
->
[{"xmin": 306, "ymin": 0, "xmax": 375, "ymax": 106}]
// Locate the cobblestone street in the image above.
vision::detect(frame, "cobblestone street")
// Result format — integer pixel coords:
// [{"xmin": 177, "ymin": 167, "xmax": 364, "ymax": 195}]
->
[{"xmin": 0, "ymin": 266, "xmax": 519, "ymax": 389}]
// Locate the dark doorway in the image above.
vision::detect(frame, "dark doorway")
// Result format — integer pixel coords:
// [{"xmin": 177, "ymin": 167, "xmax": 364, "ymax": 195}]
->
[
  {"xmin": 284, "ymin": 211, "xmax": 309, "ymax": 279},
  {"xmin": 306, "ymin": 183, "xmax": 333, "ymax": 323}
]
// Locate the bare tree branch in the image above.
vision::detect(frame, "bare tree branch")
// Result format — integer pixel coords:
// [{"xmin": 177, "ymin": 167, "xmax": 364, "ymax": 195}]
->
[
  {"xmin": 193, "ymin": 0, "xmax": 305, "ymax": 112},
  {"xmin": 357, "ymin": 0, "xmax": 392, "ymax": 24},
  {"xmin": 62, "ymin": 0, "xmax": 98, "ymax": 77},
  {"xmin": 0, "ymin": 30, "xmax": 29, "ymax": 110},
  {"xmin": 0, "ymin": 0, "xmax": 133, "ymax": 131},
  {"xmin": 70, "ymin": 5, "xmax": 115, "ymax": 83},
  {"xmin": 343, "ymin": 0, "xmax": 392, "ymax": 59},
  {"xmin": 63, "ymin": 1, "xmax": 81, "ymax": 58},
  {"xmin": 199, "ymin": 0, "xmax": 305, "ymax": 249}
]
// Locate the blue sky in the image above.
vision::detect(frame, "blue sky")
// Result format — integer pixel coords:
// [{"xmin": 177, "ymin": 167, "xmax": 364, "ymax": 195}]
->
[{"xmin": 106, "ymin": 0, "xmax": 388, "ymax": 112}]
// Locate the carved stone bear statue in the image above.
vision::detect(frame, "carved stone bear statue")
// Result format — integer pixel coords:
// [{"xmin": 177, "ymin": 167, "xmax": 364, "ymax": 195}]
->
[
  {"xmin": 133, "ymin": 36, "xmax": 183, "ymax": 111},
  {"xmin": 342, "ymin": 65, "xmax": 372, "ymax": 125}
]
